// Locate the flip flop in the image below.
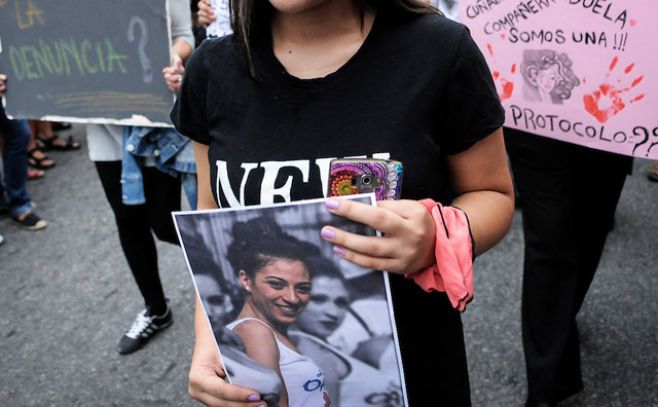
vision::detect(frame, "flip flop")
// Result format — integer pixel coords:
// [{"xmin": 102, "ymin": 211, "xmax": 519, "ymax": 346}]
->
[
  {"xmin": 27, "ymin": 146, "xmax": 56, "ymax": 170},
  {"xmin": 39, "ymin": 134, "xmax": 81, "ymax": 151}
]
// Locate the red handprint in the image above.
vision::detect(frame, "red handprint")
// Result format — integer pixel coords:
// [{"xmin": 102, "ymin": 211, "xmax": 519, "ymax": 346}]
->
[
  {"xmin": 487, "ymin": 44, "xmax": 516, "ymax": 102},
  {"xmin": 583, "ymin": 56, "xmax": 645, "ymax": 123}
]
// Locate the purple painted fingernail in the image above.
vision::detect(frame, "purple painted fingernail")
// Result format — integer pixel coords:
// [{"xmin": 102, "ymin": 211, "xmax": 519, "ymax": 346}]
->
[
  {"xmin": 326, "ymin": 198, "xmax": 340, "ymax": 210},
  {"xmin": 321, "ymin": 227, "xmax": 335, "ymax": 241},
  {"xmin": 333, "ymin": 246, "xmax": 345, "ymax": 256},
  {"xmin": 247, "ymin": 394, "xmax": 260, "ymax": 401}
]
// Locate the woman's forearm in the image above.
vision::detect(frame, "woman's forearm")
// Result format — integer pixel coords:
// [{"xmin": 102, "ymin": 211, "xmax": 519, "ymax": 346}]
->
[
  {"xmin": 172, "ymin": 38, "xmax": 194, "ymax": 63},
  {"xmin": 194, "ymin": 296, "xmax": 216, "ymax": 349},
  {"xmin": 451, "ymin": 189, "xmax": 514, "ymax": 256},
  {"xmin": 446, "ymin": 128, "xmax": 515, "ymax": 256}
]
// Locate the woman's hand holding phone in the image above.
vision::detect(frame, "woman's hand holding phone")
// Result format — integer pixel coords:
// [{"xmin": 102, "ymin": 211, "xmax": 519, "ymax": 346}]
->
[{"xmin": 321, "ymin": 198, "xmax": 436, "ymax": 275}]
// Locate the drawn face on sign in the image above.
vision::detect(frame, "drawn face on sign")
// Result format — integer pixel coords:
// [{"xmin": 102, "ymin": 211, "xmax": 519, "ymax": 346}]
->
[{"xmin": 522, "ymin": 49, "xmax": 580, "ymax": 105}]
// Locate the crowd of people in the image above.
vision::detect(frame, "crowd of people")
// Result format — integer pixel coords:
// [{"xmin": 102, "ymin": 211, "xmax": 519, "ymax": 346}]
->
[{"xmin": 0, "ymin": 0, "xmax": 655, "ymax": 406}]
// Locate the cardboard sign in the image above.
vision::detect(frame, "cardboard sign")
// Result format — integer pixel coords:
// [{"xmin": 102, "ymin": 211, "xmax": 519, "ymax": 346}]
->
[
  {"xmin": 0, "ymin": 0, "xmax": 173, "ymax": 126},
  {"xmin": 460, "ymin": 0, "xmax": 658, "ymax": 158}
]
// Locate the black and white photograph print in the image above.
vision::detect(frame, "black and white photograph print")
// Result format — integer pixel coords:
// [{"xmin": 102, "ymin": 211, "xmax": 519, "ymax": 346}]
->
[{"xmin": 173, "ymin": 196, "xmax": 406, "ymax": 407}]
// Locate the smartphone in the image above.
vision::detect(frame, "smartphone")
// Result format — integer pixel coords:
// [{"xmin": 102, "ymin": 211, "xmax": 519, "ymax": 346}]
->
[{"xmin": 327, "ymin": 158, "xmax": 403, "ymax": 201}]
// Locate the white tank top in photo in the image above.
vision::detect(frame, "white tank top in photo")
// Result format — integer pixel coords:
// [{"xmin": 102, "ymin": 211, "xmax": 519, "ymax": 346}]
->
[
  {"xmin": 227, "ymin": 318, "xmax": 329, "ymax": 407},
  {"xmin": 290, "ymin": 331, "xmax": 403, "ymax": 407}
]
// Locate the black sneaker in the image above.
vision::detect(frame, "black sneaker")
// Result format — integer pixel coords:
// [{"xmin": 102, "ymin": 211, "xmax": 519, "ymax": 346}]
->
[{"xmin": 117, "ymin": 306, "xmax": 173, "ymax": 355}]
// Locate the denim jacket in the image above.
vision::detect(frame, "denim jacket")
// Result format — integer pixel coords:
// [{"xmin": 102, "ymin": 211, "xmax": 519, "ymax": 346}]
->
[{"xmin": 121, "ymin": 126, "xmax": 197, "ymax": 208}]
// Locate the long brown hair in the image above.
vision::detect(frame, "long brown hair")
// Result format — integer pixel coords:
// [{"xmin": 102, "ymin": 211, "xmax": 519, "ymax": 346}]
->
[{"xmin": 229, "ymin": 0, "xmax": 439, "ymax": 76}]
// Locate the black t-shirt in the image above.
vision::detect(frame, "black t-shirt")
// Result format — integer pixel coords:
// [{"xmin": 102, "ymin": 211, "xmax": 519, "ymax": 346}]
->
[{"xmin": 172, "ymin": 10, "xmax": 503, "ymax": 406}]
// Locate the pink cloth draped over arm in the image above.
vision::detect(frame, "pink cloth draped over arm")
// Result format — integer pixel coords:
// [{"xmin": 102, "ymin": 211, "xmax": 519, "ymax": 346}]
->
[{"xmin": 405, "ymin": 199, "xmax": 474, "ymax": 312}]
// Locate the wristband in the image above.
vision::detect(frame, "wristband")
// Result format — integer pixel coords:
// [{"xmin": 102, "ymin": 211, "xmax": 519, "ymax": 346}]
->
[{"xmin": 404, "ymin": 199, "xmax": 475, "ymax": 312}]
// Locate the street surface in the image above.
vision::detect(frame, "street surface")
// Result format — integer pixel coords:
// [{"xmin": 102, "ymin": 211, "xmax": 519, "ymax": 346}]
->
[{"xmin": 1, "ymin": 126, "xmax": 656, "ymax": 406}]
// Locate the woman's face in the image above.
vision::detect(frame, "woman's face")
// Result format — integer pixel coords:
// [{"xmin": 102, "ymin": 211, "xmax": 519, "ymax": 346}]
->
[
  {"xmin": 295, "ymin": 276, "xmax": 350, "ymax": 339},
  {"xmin": 243, "ymin": 259, "xmax": 312, "ymax": 326}
]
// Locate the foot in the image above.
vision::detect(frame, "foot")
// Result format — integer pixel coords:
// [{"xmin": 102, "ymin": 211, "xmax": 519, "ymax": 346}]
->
[
  {"xmin": 117, "ymin": 306, "xmax": 173, "ymax": 355},
  {"xmin": 27, "ymin": 147, "xmax": 56, "ymax": 170},
  {"xmin": 27, "ymin": 166, "xmax": 46, "ymax": 180},
  {"xmin": 12, "ymin": 211, "xmax": 47, "ymax": 230},
  {"xmin": 38, "ymin": 134, "xmax": 81, "ymax": 151}
]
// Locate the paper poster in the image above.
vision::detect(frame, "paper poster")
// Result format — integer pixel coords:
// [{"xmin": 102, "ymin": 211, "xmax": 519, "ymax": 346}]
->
[
  {"xmin": 206, "ymin": 0, "xmax": 232, "ymax": 38},
  {"xmin": 460, "ymin": 0, "xmax": 658, "ymax": 158},
  {"xmin": 174, "ymin": 195, "xmax": 407, "ymax": 407}
]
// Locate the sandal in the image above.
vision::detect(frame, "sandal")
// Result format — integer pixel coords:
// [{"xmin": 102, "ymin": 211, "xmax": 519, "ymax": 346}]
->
[
  {"xmin": 27, "ymin": 146, "xmax": 56, "ymax": 170},
  {"xmin": 39, "ymin": 134, "xmax": 81, "ymax": 151},
  {"xmin": 27, "ymin": 166, "xmax": 46, "ymax": 180},
  {"xmin": 648, "ymin": 162, "xmax": 658, "ymax": 182}
]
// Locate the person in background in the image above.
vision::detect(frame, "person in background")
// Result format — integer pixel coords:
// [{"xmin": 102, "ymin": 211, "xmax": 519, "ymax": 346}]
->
[
  {"xmin": 85, "ymin": 0, "xmax": 195, "ymax": 355},
  {"xmin": 505, "ymin": 128, "xmax": 632, "ymax": 407},
  {"xmin": 0, "ymin": 73, "xmax": 47, "ymax": 231}
]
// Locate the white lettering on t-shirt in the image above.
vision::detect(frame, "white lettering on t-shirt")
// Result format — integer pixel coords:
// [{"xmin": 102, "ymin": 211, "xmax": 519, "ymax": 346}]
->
[
  {"xmin": 260, "ymin": 160, "xmax": 310, "ymax": 204},
  {"xmin": 215, "ymin": 161, "xmax": 258, "ymax": 208},
  {"xmin": 214, "ymin": 152, "xmax": 391, "ymax": 207}
]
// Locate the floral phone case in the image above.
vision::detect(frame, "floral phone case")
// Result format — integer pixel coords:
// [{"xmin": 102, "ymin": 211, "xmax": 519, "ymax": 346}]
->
[{"xmin": 328, "ymin": 158, "xmax": 403, "ymax": 201}]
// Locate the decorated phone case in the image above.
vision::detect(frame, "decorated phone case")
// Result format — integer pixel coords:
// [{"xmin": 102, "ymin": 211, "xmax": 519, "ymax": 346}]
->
[{"xmin": 328, "ymin": 158, "xmax": 403, "ymax": 201}]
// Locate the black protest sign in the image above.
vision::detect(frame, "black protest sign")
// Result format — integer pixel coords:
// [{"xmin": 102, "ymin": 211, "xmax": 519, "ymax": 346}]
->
[{"xmin": 0, "ymin": 0, "xmax": 173, "ymax": 126}]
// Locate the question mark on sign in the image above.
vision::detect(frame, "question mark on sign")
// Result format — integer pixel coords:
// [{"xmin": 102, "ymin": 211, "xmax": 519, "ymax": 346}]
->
[{"xmin": 127, "ymin": 16, "xmax": 153, "ymax": 84}]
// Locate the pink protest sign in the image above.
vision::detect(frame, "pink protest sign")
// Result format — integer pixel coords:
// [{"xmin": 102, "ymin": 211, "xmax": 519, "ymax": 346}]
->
[{"xmin": 459, "ymin": 0, "xmax": 658, "ymax": 159}]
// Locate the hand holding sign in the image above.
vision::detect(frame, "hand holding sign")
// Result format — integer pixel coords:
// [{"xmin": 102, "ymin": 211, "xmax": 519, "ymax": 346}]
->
[
  {"xmin": 197, "ymin": 0, "xmax": 216, "ymax": 27},
  {"xmin": 163, "ymin": 54, "xmax": 185, "ymax": 93}
]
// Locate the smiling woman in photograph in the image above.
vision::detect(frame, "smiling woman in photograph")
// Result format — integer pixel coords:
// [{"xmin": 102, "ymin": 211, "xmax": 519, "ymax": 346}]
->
[{"xmin": 224, "ymin": 216, "xmax": 329, "ymax": 407}]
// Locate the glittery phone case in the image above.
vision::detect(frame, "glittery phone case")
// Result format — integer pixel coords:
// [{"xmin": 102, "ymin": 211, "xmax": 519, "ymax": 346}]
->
[{"xmin": 328, "ymin": 158, "xmax": 403, "ymax": 201}]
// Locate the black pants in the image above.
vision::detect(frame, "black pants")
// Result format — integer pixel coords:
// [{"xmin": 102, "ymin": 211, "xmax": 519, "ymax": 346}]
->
[
  {"xmin": 505, "ymin": 129, "xmax": 631, "ymax": 404},
  {"xmin": 95, "ymin": 161, "xmax": 181, "ymax": 314}
]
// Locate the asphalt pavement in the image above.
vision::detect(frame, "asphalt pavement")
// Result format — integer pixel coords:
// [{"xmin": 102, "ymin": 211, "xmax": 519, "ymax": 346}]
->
[{"xmin": 1, "ymin": 126, "xmax": 656, "ymax": 406}]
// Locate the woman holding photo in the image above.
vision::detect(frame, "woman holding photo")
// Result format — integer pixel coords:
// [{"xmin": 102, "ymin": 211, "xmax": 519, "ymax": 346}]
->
[
  {"xmin": 172, "ymin": 0, "xmax": 514, "ymax": 405},
  {"xmin": 223, "ymin": 217, "xmax": 329, "ymax": 407}
]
